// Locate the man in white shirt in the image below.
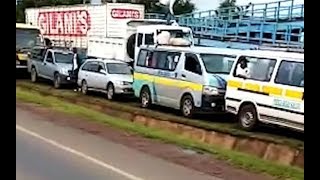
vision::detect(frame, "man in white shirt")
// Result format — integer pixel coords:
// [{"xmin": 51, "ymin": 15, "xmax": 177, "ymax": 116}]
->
[
  {"xmin": 72, "ymin": 47, "xmax": 80, "ymax": 91},
  {"xmin": 236, "ymin": 57, "xmax": 250, "ymax": 78}
]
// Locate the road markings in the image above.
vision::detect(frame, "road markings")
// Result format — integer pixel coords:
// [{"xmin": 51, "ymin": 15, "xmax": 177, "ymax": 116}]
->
[{"xmin": 16, "ymin": 125, "xmax": 144, "ymax": 180}]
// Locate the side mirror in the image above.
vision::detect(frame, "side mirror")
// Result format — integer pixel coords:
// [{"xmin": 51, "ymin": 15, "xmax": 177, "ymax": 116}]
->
[{"xmin": 99, "ymin": 69, "xmax": 106, "ymax": 74}]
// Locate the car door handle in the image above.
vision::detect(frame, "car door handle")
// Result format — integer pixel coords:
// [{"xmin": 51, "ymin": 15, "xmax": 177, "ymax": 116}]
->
[
  {"xmin": 181, "ymin": 74, "xmax": 186, "ymax": 78},
  {"xmin": 42, "ymin": 62, "xmax": 46, "ymax": 66}
]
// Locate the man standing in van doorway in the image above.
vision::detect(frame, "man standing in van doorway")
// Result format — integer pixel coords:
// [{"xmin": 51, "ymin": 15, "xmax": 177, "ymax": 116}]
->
[{"xmin": 236, "ymin": 57, "xmax": 250, "ymax": 78}]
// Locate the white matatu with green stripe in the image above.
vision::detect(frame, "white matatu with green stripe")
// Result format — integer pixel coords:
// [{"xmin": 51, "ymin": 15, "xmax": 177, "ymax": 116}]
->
[
  {"xmin": 225, "ymin": 50, "xmax": 304, "ymax": 132},
  {"xmin": 133, "ymin": 45, "xmax": 241, "ymax": 118}
]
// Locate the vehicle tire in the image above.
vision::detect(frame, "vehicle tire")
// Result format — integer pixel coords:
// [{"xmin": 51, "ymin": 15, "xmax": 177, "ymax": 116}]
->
[
  {"xmin": 106, "ymin": 83, "xmax": 115, "ymax": 100},
  {"xmin": 238, "ymin": 104, "xmax": 258, "ymax": 131},
  {"xmin": 180, "ymin": 94, "xmax": 195, "ymax": 118},
  {"xmin": 140, "ymin": 86, "xmax": 152, "ymax": 108},
  {"xmin": 81, "ymin": 80, "xmax": 88, "ymax": 95},
  {"xmin": 31, "ymin": 67, "xmax": 38, "ymax": 83},
  {"xmin": 53, "ymin": 73, "xmax": 61, "ymax": 89}
]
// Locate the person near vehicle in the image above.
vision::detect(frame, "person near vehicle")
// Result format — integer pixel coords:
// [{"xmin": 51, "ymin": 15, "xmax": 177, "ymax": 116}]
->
[
  {"xmin": 236, "ymin": 57, "xmax": 250, "ymax": 78},
  {"xmin": 72, "ymin": 47, "xmax": 81, "ymax": 91}
]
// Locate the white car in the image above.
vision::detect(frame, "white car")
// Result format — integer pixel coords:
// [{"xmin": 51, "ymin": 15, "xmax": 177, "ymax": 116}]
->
[{"xmin": 78, "ymin": 58, "xmax": 134, "ymax": 100}]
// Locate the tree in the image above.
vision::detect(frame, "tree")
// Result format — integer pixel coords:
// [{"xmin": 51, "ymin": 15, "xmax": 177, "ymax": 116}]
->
[
  {"xmin": 134, "ymin": 0, "xmax": 195, "ymax": 15},
  {"xmin": 218, "ymin": 0, "xmax": 237, "ymax": 19},
  {"xmin": 218, "ymin": 0, "xmax": 236, "ymax": 9}
]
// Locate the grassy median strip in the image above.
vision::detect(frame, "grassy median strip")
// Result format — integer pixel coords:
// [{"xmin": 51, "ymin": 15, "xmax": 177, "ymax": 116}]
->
[
  {"xmin": 16, "ymin": 81, "xmax": 304, "ymax": 150},
  {"xmin": 16, "ymin": 87, "xmax": 303, "ymax": 180}
]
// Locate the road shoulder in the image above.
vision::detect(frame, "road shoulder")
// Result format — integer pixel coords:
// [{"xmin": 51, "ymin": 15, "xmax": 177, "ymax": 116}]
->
[{"xmin": 16, "ymin": 101, "xmax": 273, "ymax": 180}]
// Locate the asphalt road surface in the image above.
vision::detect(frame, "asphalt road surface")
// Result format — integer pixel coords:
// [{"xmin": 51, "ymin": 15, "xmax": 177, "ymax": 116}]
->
[{"xmin": 16, "ymin": 106, "xmax": 221, "ymax": 180}]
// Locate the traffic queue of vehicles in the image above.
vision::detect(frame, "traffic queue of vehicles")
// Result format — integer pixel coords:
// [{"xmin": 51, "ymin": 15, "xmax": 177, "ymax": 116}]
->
[
  {"xmin": 17, "ymin": 2, "xmax": 304, "ymax": 133},
  {"xmin": 25, "ymin": 42, "xmax": 304, "ymax": 133}
]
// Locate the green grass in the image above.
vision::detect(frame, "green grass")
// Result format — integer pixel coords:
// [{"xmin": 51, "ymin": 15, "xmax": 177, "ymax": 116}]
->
[
  {"xmin": 16, "ymin": 87, "xmax": 304, "ymax": 180},
  {"xmin": 16, "ymin": 81, "xmax": 304, "ymax": 150}
]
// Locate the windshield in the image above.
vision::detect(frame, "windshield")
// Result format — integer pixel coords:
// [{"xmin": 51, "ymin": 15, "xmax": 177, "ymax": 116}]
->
[
  {"xmin": 201, "ymin": 54, "xmax": 236, "ymax": 74},
  {"xmin": 106, "ymin": 63, "xmax": 132, "ymax": 75},
  {"xmin": 55, "ymin": 53, "xmax": 74, "ymax": 64},
  {"xmin": 16, "ymin": 28, "xmax": 42, "ymax": 50}
]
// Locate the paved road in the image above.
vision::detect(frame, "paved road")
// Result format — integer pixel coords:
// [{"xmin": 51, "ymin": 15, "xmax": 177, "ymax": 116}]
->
[{"xmin": 16, "ymin": 106, "xmax": 221, "ymax": 180}]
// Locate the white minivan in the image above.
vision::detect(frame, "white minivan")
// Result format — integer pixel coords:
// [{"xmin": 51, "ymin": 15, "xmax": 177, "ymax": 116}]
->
[
  {"xmin": 225, "ymin": 50, "xmax": 304, "ymax": 132},
  {"xmin": 133, "ymin": 45, "xmax": 241, "ymax": 117}
]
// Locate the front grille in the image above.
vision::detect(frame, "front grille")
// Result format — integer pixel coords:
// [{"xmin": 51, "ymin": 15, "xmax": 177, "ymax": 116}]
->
[{"xmin": 202, "ymin": 95, "xmax": 225, "ymax": 108}]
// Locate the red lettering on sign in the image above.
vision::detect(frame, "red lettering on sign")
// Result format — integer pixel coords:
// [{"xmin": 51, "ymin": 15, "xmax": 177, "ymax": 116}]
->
[
  {"xmin": 38, "ymin": 10, "xmax": 91, "ymax": 37},
  {"xmin": 111, "ymin": 9, "xmax": 141, "ymax": 19}
]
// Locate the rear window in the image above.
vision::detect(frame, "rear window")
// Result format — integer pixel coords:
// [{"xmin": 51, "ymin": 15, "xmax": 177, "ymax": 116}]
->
[{"xmin": 107, "ymin": 63, "xmax": 132, "ymax": 75}]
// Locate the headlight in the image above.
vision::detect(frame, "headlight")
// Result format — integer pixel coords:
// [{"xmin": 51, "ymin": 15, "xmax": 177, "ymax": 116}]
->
[
  {"xmin": 115, "ymin": 81, "xmax": 131, "ymax": 85},
  {"xmin": 59, "ymin": 68, "xmax": 69, "ymax": 75},
  {"xmin": 202, "ymin": 86, "xmax": 219, "ymax": 96}
]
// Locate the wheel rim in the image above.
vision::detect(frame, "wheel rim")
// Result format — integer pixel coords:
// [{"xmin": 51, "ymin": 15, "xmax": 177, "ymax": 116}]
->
[
  {"xmin": 240, "ymin": 111, "xmax": 254, "ymax": 128},
  {"xmin": 82, "ymin": 82, "xmax": 87, "ymax": 94},
  {"xmin": 107, "ymin": 86, "xmax": 114, "ymax": 99},
  {"xmin": 141, "ymin": 91, "xmax": 149, "ymax": 107},
  {"xmin": 182, "ymin": 99, "xmax": 192, "ymax": 116}
]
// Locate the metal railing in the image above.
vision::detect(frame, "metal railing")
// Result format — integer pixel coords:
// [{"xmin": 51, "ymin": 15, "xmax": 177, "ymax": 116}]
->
[
  {"xmin": 145, "ymin": 0, "xmax": 304, "ymax": 49},
  {"xmin": 180, "ymin": 0, "xmax": 304, "ymax": 22},
  {"xmin": 182, "ymin": 17, "xmax": 303, "ymax": 48}
]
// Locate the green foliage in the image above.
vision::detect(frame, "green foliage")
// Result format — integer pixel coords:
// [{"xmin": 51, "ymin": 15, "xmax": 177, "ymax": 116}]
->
[{"xmin": 218, "ymin": 0, "xmax": 237, "ymax": 17}]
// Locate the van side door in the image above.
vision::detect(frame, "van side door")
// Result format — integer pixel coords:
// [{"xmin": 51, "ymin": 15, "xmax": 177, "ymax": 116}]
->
[
  {"xmin": 41, "ymin": 50, "xmax": 55, "ymax": 79},
  {"xmin": 153, "ymin": 50, "xmax": 182, "ymax": 108}
]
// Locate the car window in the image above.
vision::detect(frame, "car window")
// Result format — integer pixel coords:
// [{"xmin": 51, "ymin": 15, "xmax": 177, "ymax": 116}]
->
[
  {"xmin": 98, "ymin": 62, "xmax": 105, "ymax": 72},
  {"xmin": 107, "ymin": 63, "xmax": 132, "ymax": 74},
  {"xmin": 81, "ymin": 62, "xmax": 91, "ymax": 71},
  {"xmin": 233, "ymin": 56, "xmax": 276, "ymax": 81},
  {"xmin": 275, "ymin": 60, "xmax": 304, "ymax": 87},
  {"xmin": 137, "ymin": 50, "xmax": 148, "ymax": 66},
  {"xmin": 88, "ymin": 62, "xmax": 99, "ymax": 72},
  {"xmin": 201, "ymin": 54, "xmax": 236, "ymax": 74},
  {"xmin": 46, "ymin": 51, "xmax": 53, "ymax": 63},
  {"xmin": 184, "ymin": 53, "xmax": 202, "ymax": 75},
  {"xmin": 82, "ymin": 61, "xmax": 99, "ymax": 72},
  {"xmin": 153, "ymin": 51, "xmax": 181, "ymax": 71}
]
